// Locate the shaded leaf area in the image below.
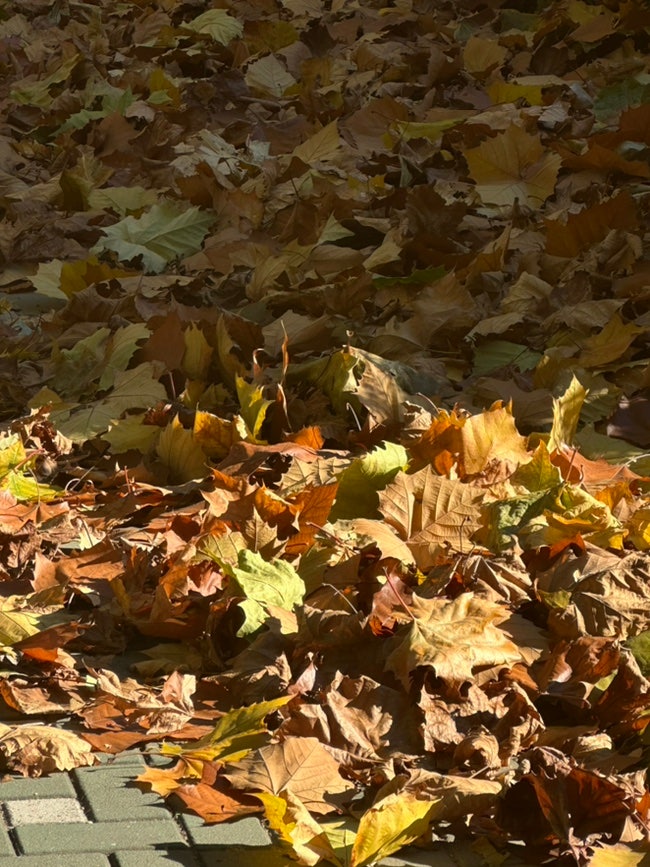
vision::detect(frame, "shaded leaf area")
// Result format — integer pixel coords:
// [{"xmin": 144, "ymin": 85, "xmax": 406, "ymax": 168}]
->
[{"xmin": 3, "ymin": 0, "xmax": 650, "ymax": 864}]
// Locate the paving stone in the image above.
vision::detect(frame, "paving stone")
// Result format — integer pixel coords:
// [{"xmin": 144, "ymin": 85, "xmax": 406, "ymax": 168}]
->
[
  {"xmin": 0, "ymin": 774, "xmax": 76, "ymax": 800},
  {"xmin": 0, "ymin": 855, "xmax": 110, "ymax": 867},
  {"xmin": 198, "ymin": 846, "xmax": 291, "ymax": 867},
  {"xmin": 116, "ymin": 850, "xmax": 200, "ymax": 867},
  {"xmin": 73, "ymin": 762, "xmax": 170, "ymax": 822},
  {"xmin": 15, "ymin": 818, "xmax": 187, "ymax": 855},
  {"xmin": 0, "ymin": 825, "xmax": 15, "ymax": 857},
  {"xmin": 180, "ymin": 814, "xmax": 271, "ymax": 848},
  {"xmin": 5, "ymin": 797, "xmax": 88, "ymax": 825}
]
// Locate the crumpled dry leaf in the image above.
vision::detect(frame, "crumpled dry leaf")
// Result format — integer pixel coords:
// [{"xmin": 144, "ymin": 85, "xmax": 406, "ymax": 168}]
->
[
  {"xmin": 385, "ymin": 592, "xmax": 522, "ymax": 689},
  {"xmin": 0, "ymin": 723, "xmax": 98, "ymax": 776}
]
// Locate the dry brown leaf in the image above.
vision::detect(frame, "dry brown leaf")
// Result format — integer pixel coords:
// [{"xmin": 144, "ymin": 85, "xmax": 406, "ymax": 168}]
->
[{"xmin": 0, "ymin": 724, "xmax": 98, "ymax": 776}]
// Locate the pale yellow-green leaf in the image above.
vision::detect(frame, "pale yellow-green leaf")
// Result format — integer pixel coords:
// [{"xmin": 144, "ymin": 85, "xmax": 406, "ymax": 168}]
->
[
  {"xmin": 548, "ymin": 375, "xmax": 587, "ymax": 452},
  {"xmin": 51, "ymin": 363, "xmax": 167, "ymax": 442},
  {"xmin": 182, "ymin": 324, "xmax": 213, "ymax": 381},
  {"xmin": 161, "ymin": 695, "xmax": 291, "ymax": 762},
  {"xmin": 236, "ymin": 375, "xmax": 272, "ymax": 442},
  {"xmin": 99, "ymin": 323, "xmax": 150, "ymax": 390},
  {"xmin": 0, "ymin": 435, "xmax": 26, "ymax": 476},
  {"xmin": 185, "ymin": 9, "xmax": 243, "ymax": 45},
  {"xmin": 245, "ymin": 55, "xmax": 295, "ymax": 98},
  {"xmin": 227, "ymin": 549, "xmax": 305, "ymax": 636},
  {"xmin": 11, "ymin": 53, "xmax": 81, "ymax": 107},
  {"xmin": 92, "ymin": 202, "xmax": 214, "ymax": 273},
  {"xmin": 293, "ymin": 121, "xmax": 341, "ymax": 164},
  {"xmin": 156, "ymin": 416, "xmax": 207, "ymax": 483},
  {"xmin": 87, "ymin": 185, "xmax": 158, "ymax": 216},
  {"xmin": 1, "ymin": 473, "xmax": 59, "ymax": 503},
  {"xmin": 103, "ymin": 415, "xmax": 161, "ymax": 454},
  {"xmin": 392, "ymin": 117, "xmax": 464, "ymax": 142}
]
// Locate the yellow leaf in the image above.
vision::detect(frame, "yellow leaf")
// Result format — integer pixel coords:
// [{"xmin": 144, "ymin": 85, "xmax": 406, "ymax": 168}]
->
[
  {"xmin": 548, "ymin": 375, "xmax": 588, "ymax": 452},
  {"xmin": 193, "ymin": 410, "xmax": 243, "ymax": 459},
  {"xmin": 161, "ymin": 696, "xmax": 291, "ymax": 763},
  {"xmin": 136, "ymin": 761, "xmax": 193, "ymax": 797},
  {"xmin": 351, "ymin": 790, "xmax": 439, "ymax": 867},
  {"xmin": 293, "ymin": 120, "xmax": 341, "ymax": 164},
  {"xmin": 156, "ymin": 415, "xmax": 207, "ymax": 483},
  {"xmin": 465, "ymin": 125, "xmax": 561, "ymax": 208},
  {"xmin": 624, "ymin": 506, "xmax": 650, "ymax": 550},
  {"xmin": 460, "ymin": 402, "xmax": 531, "ymax": 478},
  {"xmin": 578, "ymin": 313, "xmax": 644, "ymax": 368},
  {"xmin": 182, "ymin": 323, "xmax": 213, "ymax": 380},
  {"xmin": 236, "ymin": 376, "xmax": 272, "ymax": 442},
  {"xmin": 258, "ymin": 791, "xmax": 342, "ymax": 867},
  {"xmin": 488, "ymin": 81, "xmax": 544, "ymax": 106}
]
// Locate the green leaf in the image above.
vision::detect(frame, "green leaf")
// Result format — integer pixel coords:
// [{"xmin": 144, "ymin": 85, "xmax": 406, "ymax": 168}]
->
[
  {"xmin": 51, "ymin": 363, "xmax": 167, "ymax": 442},
  {"xmin": 511, "ymin": 443, "xmax": 562, "ymax": 493},
  {"xmin": 330, "ymin": 442, "xmax": 408, "ymax": 521},
  {"xmin": 472, "ymin": 340, "xmax": 541, "ymax": 376},
  {"xmin": 236, "ymin": 376, "xmax": 273, "ymax": 442},
  {"xmin": 11, "ymin": 53, "xmax": 81, "ymax": 107},
  {"xmin": 87, "ymin": 186, "xmax": 158, "ymax": 217},
  {"xmin": 391, "ymin": 117, "xmax": 464, "ymax": 142},
  {"xmin": 372, "ymin": 267, "xmax": 446, "ymax": 289},
  {"xmin": 228, "ymin": 549, "xmax": 305, "ymax": 636},
  {"xmin": 92, "ymin": 202, "xmax": 214, "ymax": 273},
  {"xmin": 161, "ymin": 695, "xmax": 291, "ymax": 762},
  {"xmin": 185, "ymin": 9, "xmax": 243, "ymax": 45},
  {"xmin": 625, "ymin": 631, "xmax": 650, "ymax": 677}
]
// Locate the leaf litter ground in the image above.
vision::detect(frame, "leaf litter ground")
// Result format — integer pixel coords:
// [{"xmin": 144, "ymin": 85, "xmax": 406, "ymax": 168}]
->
[{"xmin": 2, "ymin": 0, "xmax": 650, "ymax": 864}]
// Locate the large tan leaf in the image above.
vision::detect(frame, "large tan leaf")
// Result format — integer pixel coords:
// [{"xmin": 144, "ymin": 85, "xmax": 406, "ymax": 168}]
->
[
  {"xmin": 385, "ymin": 592, "xmax": 522, "ymax": 688},
  {"xmin": 465, "ymin": 125, "xmax": 561, "ymax": 208},
  {"xmin": 0, "ymin": 724, "xmax": 98, "ymax": 776},
  {"xmin": 379, "ymin": 466, "xmax": 484, "ymax": 563},
  {"xmin": 224, "ymin": 736, "xmax": 355, "ymax": 814}
]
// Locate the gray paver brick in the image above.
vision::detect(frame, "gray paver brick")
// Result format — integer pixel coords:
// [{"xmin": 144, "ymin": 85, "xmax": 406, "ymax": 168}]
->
[
  {"xmin": 0, "ymin": 774, "xmax": 76, "ymax": 800},
  {"xmin": 15, "ymin": 818, "xmax": 187, "ymax": 854},
  {"xmin": 0, "ymin": 825, "xmax": 14, "ymax": 857},
  {"xmin": 198, "ymin": 847, "xmax": 292, "ymax": 867},
  {"xmin": 6, "ymin": 797, "xmax": 88, "ymax": 825},
  {"xmin": 116, "ymin": 850, "xmax": 200, "ymax": 866},
  {"xmin": 73, "ymin": 762, "xmax": 170, "ymax": 822},
  {"xmin": 0, "ymin": 856, "xmax": 110, "ymax": 867},
  {"xmin": 180, "ymin": 814, "xmax": 271, "ymax": 848}
]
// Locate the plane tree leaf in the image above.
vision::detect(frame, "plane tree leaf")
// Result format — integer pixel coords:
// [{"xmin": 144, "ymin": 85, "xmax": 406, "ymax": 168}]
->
[
  {"xmin": 93, "ymin": 203, "xmax": 214, "ymax": 273},
  {"xmin": 465, "ymin": 125, "xmax": 561, "ymax": 208},
  {"xmin": 385, "ymin": 593, "xmax": 522, "ymax": 689}
]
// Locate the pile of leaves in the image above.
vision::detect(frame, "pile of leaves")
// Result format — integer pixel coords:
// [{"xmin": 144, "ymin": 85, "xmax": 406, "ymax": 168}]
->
[{"xmin": 3, "ymin": 0, "xmax": 650, "ymax": 862}]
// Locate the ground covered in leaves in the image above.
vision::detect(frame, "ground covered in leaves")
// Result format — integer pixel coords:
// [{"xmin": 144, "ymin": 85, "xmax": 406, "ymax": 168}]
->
[{"xmin": 3, "ymin": 0, "xmax": 650, "ymax": 864}]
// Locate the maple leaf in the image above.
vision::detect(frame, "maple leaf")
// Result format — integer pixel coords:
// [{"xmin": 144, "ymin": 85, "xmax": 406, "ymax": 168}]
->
[
  {"xmin": 465, "ymin": 125, "xmax": 561, "ymax": 208},
  {"xmin": 385, "ymin": 593, "xmax": 522, "ymax": 688},
  {"xmin": 92, "ymin": 202, "xmax": 214, "ymax": 273},
  {"xmin": 224, "ymin": 737, "xmax": 355, "ymax": 814}
]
